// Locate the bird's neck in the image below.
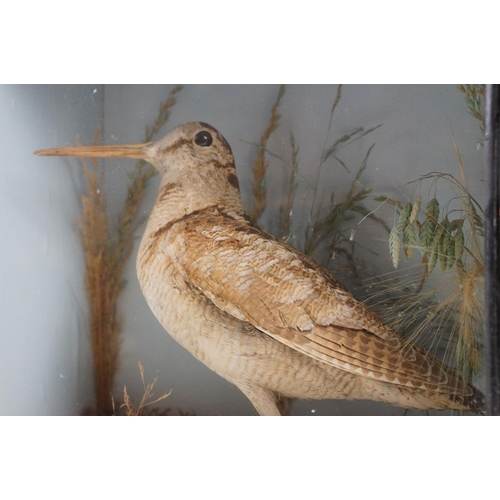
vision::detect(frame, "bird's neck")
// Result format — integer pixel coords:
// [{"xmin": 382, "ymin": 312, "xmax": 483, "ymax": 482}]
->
[{"xmin": 143, "ymin": 170, "xmax": 248, "ymax": 237}]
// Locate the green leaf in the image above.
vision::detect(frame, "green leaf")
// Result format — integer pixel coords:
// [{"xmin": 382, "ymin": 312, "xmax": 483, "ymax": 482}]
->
[
  {"xmin": 449, "ymin": 218, "xmax": 464, "ymax": 231},
  {"xmin": 425, "ymin": 197, "xmax": 440, "ymax": 222},
  {"xmin": 471, "ymin": 203, "xmax": 484, "ymax": 233},
  {"xmin": 403, "ymin": 224, "xmax": 416, "ymax": 260},
  {"xmin": 446, "ymin": 238, "xmax": 455, "ymax": 270},
  {"xmin": 397, "ymin": 203, "xmax": 412, "ymax": 232},
  {"xmin": 428, "ymin": 220, "xmax": 445, "ymax": 274},
  {"xmin": 428, "ymin": 238, "xmax": 439, "ymax": 274},
  {"xmin": 409, "ymin": 195, "xmax": 421, "ymax": 225},
  {"xmin": 454, "ymin": 225, "xmax": 464, "ymax": 262},
  {"xmin": 438, "ymin": 218, "xmax": 451, "ymax": 271},
  {"xmin": 419, "ymin": 219, "xmax": 434, "ymax": 254},
  {"xmin": 432, "ymin": 220, "xmax": 446, "ymax": 248},
  {"xmin": 389, "ymin": 227, "xmax": 400, "ymax": 268}
]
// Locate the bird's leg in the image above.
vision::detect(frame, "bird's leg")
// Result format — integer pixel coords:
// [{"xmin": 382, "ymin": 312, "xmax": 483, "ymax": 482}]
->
[{"xmin": 237, "ymin": 385, "xmax": 283, "ymax": 416}]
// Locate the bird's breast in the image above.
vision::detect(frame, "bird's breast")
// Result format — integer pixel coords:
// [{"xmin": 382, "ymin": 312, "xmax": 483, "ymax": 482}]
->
[
  {"xmin": 137, "ymin": 232, "xmax": 201, "ymax": 347},
  {"xmin": 136, "ymin": 230, "xmax": 256, "ymax": 373},
  {"xmin": 134, "ymin": 230, "xmax": 338, "ymax": 397}
]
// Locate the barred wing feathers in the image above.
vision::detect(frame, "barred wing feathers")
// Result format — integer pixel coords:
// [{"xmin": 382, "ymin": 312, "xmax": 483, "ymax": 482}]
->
[{"xmin": 162, "ymin": 212, "xmax": 470, "ymax": 397}]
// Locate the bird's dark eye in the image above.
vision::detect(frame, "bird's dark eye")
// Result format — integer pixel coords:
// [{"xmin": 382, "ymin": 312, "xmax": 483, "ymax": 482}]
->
[{"xmin": 194, "ymin": 131, "xmax": 213, "ymax": 147}]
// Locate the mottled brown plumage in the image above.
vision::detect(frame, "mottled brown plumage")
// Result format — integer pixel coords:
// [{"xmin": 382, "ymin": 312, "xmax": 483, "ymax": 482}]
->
[{"xmin": 35, "ymin": 122, "xmax": 484, "ymax": 415}]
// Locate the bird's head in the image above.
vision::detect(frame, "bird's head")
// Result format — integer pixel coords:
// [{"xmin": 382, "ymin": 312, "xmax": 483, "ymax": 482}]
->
[
  {"xmin": 34, "ymin": 121, "xmax": 240, "ymax": 192},
  {"xmin": 151, "ymin": 122, "xmax": 239, "ymax": 191}
]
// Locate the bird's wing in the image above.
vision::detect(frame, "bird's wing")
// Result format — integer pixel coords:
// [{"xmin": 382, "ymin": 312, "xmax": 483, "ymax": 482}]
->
[{"xmin": 162, "ymin": 212, "xmax": 469, "ymax": 395}]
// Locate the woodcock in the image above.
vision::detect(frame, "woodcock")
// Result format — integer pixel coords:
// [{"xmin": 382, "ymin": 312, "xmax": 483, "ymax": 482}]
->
[{"xmin": 35, "ymin": 122, "xmax": 484, "ymax": 415}]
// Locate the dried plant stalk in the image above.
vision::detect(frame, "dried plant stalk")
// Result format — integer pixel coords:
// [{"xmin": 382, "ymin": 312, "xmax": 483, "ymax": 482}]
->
[
  {"xmin": 119, "ymin": 362, "xmax": 171, "ymax": 416},
  {"xmin": 382, "ymin": 135, "xmax": 484, "ymax": 380},
  {"xmin": 249, "ymin": 84, "xmax": 385, "ymax": 288},
  {"xmin": 279, "ymin": 131, "xmax": 299, "ymax": 241},
  {"xmin": 304, "ymin": 144, "xmax": 388, "ymax": 265},
  {"xmin": 115, "ymin": 85, "xmax": 184, "ymax": 265},
  {"xmin": 457, "ymin": 84, "xmax": 485, "ymax": 139},
  {"xmin": 79, "ymin": 129, "xmax": 120, "ymax": 415},
  {"xmin": 303, "ymin": 86, "xmax": 385, "ymax": 267},
  {"xmin": 250, "ymin": 84, "xmax": 285, "ymax": 222},
  {"xmin": 80, "ymin": 86, "xmax": 183, "ymax": 415}
]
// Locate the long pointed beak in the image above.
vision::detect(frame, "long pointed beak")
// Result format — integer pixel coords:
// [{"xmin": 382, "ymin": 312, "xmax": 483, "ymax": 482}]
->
[{"xmin": 34, "ymin": 142, "xmax": 154, "ymax": 160}]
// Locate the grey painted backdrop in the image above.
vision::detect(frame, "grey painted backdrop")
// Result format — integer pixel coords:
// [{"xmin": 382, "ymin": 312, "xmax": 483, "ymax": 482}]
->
[
  {"xmin": 0, "ymin": 85, "xmax": 484, "ymax": 415},
  {"xmin": 0, "ymin": 85, "xmax": 100, "ymax": 415}
]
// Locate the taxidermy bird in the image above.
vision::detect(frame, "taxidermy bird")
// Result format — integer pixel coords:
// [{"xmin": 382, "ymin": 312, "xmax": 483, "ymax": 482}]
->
[{"xmin": 35, "ymin": 122, "xmax": 484, "ymax": 415}]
